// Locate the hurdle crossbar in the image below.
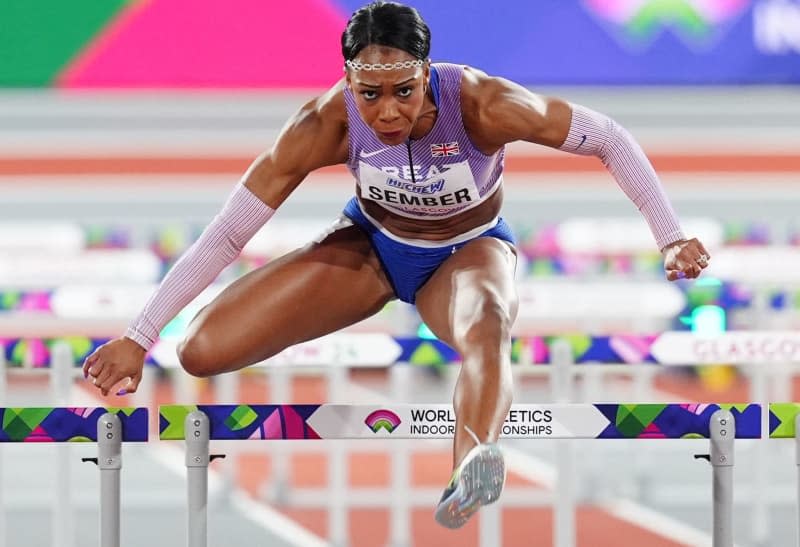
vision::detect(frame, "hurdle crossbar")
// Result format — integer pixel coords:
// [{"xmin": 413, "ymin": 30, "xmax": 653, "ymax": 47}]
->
[
  {"xmin": 159, "ymin": 403, "xmax": 761, "ymax": 441},
  {"xmin": 160, "ymin": 403, "xmax": 757, "ymax": 547},
  {"xmin": 0, "ymin": 406, "xmax": 147, "ymax": 443},
  {"xmin": 0, "ymin": 407, "xmax": 147, "ymax": 547}
]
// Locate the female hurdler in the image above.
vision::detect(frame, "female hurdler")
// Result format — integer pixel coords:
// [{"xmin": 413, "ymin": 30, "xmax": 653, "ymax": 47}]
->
[{"xmin": 84, "ymin": 1, "xmax": 710, "ymax": 529}]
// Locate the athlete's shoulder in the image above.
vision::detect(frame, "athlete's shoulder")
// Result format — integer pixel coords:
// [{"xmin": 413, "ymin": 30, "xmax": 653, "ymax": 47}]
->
[
  {"xmin": 296, "ymin": 78, "xmax": 348, "ymax": 129},
  {"xmin": 459, "ymin": 66, "xmax": 510, "ymax": 125},
  {"xmin": 273, "ymin": 79, "xmax": 349, "ymax": 169},
  {"xmin": 461, "ymin": 66, "xmax": 508, "ymax": 101},
  {"xmin": 431, "ymin": 62, "xmax": 506, "ymax": 87}
]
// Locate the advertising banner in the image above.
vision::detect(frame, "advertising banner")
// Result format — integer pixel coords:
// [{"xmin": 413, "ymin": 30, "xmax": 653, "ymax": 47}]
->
[
  {"xmin": 159, "ymin": 403, "xmax": 763, "ymax": 439},
  {"xmin": 3, "ymin": 0, "xmax": 798, "ymax": 87}
]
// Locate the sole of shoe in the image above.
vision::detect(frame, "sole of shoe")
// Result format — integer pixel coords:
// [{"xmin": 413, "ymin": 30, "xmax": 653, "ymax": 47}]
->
[{"xmin": 434, "ymin": 444, "xmax": 505, "ymax": 529}]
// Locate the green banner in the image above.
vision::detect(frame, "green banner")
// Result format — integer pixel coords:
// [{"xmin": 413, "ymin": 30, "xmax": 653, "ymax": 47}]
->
[{"xmin": 0, "ymin": 0, "xmax": 127, "ymax": 86}]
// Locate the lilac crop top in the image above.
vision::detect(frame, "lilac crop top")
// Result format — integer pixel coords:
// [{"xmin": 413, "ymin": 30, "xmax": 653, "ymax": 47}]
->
[{"xmin": 344, "ymin": 63, "xmax": 503, "ymax": 220}]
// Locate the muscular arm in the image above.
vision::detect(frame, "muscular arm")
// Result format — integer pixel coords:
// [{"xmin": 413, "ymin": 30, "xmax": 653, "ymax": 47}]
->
[
  {"xmin": 244, "ymin": 83, "xmax": 350, "ymax": 206},
  {"xmin": 125, "ymin": 84, "xmax": 349, "ymax": 350},
  {"xmin": 461, "ymin": 69, "xmax": 571, "ymax": 152},
  {"xmin": 462, "ymin": 69, "xmax": 684, "ymax": 251}
]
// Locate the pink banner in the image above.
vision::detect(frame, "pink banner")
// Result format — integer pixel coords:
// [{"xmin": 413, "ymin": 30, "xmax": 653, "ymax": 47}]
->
[{"xmin": 59, "ymin": 0, "xmax": 347, "ymax": 88}]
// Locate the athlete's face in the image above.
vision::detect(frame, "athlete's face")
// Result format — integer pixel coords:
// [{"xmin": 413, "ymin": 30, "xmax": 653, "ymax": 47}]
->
[{"xmin": 346, "ymin": 45, "xmax": 429, "ymax": 146}]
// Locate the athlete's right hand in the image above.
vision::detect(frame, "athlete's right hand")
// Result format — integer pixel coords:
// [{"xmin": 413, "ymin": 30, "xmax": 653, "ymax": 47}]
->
[{"xmin": 82, "ymin": 337, "xmax": 147, "ymax": 397}]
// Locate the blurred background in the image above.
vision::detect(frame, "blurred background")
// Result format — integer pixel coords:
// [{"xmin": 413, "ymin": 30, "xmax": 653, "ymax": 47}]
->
[{"xmin": 1, "ymin": 0, "xmax": 799, "ymax": 546}]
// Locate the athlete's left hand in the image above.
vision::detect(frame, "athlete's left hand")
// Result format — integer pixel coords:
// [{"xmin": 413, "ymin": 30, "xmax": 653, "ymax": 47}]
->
[{"xmin": 662, "ymin": 238, "xmax": 710, "ymax": 281}]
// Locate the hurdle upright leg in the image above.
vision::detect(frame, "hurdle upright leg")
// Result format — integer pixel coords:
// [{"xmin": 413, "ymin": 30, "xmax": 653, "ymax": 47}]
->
[
  {"xmin": 631, "ymin": 366, "xmax": 657, "ymax": 502},
  {"xmin": 389, "ymin": 365, "xmax": 411, "ymax": 547},
  {"xmin": 185, "ymin": 411, "xmax": 210, "ymax": 547},
  {"xmin": 96, "ymin": 413, "xmax": 122, "ymax": 547},
  {"xmin": 51, "ymin": 342, "xmax": 74, "ymax": 547},
  {"xmin": 709, "ymin": 409, "xmax": 735, "ymax": 547},
  {"xmin": 263, "ymin": 365, "xmax": 291, "ymax": 504},
  {"xmin": 328, "ymin": 364, "xmax": 349, "ymax": 547},
  {"xmin": 214, "ymin": 372, "xmax": 238, "ymax": 496},
  {"xmin": 749, "ymin": 364, "xmax": 770, "ymax": 547},
  {"xmin": 551, "ymin": 339, "xmax": 576, "ymax": 547}
]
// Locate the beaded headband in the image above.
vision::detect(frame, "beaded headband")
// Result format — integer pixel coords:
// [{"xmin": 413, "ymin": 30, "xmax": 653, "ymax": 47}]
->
[{"xmin": 344, "ymin": 59, "xmax": 426, "ymax": 71}]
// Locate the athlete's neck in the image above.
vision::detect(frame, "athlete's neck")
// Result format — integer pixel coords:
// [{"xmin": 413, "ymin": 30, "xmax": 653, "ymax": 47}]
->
[{"xmin": 409, "ymin": 89, "xmax": 438, "ymax": 141}]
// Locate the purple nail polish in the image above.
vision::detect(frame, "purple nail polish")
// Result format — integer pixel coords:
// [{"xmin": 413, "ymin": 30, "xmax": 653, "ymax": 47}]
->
[
  {"xmin": 116, "ymin": 389, "xmax": 128, "ymax": 396},
  {"xmin": 677, "ymin": 271, "xmax": 686, "ymax": 279}
]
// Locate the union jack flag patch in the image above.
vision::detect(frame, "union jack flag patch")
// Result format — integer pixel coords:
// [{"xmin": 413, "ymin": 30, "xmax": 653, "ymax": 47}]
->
[{"xmin": 430, "ymin": 142, "xmax": 460, "ymax": 157}]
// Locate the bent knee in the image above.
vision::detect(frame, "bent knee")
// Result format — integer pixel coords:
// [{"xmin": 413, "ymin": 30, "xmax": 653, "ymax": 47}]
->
[
  {"xmin": 177, "ymin": 332, "xmax": 288, "ymax": 377},
  {"xmin": 177, "ymin": 334, "xmax": 220, "ymax": 378},
  {"xmin": 454, "ymin": 297, "xmax": 514, "ymax": 348}
]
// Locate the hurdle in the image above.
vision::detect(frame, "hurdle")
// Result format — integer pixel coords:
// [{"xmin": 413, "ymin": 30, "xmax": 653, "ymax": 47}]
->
[
  {"xmin": 0, "ymin": 406, "xmax": 148, "ymax": 547},
  {"xmin": 159, "ymin": 402, "xmax": 760, "ymax": 547},
  {"xmin": 4, "ymin": 331, "xmax": 795, "ymax": 546},
  {"xmin": 5, "ymin": 331, "xmax": 799, "ymax": 546}
]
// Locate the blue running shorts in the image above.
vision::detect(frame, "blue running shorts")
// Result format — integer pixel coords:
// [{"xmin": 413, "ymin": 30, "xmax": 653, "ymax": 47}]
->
[{"xmin": 342, "ymin": 197, "xmax": 516, "ymax": 304}]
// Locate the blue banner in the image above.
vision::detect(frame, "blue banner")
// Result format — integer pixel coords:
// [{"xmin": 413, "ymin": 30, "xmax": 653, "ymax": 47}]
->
[{"xmin": 336, "ymin": 0, "xmax": 800, "ymax": 85}]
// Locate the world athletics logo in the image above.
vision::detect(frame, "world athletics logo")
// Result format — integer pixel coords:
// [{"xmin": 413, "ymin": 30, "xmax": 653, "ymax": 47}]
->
[
  {"xmin": 582, "ymin": 0, "xmax": 751, "ymax": 50},
  {"xmin": 364, "ymin": 409, "xmax": 402, "ymax": 433}
]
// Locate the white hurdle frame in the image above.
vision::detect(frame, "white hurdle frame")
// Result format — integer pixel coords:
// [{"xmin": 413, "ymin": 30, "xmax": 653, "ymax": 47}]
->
[
  {"xmin": 710, "ymin": 410, "xmax": 736, "ymax": 547},
  {"xmin": 169, "ymin": 404, "xmax": 747, "ymax": 547},
  {"xmin": 0, "ymin": 343, "xmax": 146, "ymax": 547},
  {"xmin": 3, "ymin": 331, "xmax": 798, "ymax": 547},
  {"xmin": 551, "ymin": 339, "xmax": 576, "ymax": 547},
  {"xmin": 51, "ymin": 343, "xmax": 74, "ymax": 547},
  {"xmin": 185, "ymin": 411, "xmax": 211, "ymax": 547},
  {"xmin": 96, "ymin": 413, "xmax": 124, "ymax": 547},
  {"xmin": 0, "ymin": 403, "xmax": 138, "ymax": 547}
]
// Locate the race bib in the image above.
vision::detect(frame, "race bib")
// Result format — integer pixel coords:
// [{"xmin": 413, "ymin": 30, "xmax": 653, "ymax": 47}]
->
[{"xmin": 358, "ymin": 160, "xmax": 481, "ymax": 218}]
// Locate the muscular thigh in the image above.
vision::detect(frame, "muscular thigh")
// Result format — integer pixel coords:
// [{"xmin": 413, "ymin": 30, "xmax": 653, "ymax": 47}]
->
[
  {"xmin": 186, "ymin": 220, "xmax": 395, "ymax": 367},
  {"xmin": 415, "ymin": 238, "xmax": 518, "ymax": 349}
]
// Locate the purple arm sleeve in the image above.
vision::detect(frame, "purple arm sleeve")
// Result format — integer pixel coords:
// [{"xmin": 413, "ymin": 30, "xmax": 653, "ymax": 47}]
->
[
  {"xmin": 125, "ymin": 183, "xmax": 275, "ymax": 351},
  {"xmin": 558, "ymin": 103, "xmax": 685, "ymax": 251}
]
